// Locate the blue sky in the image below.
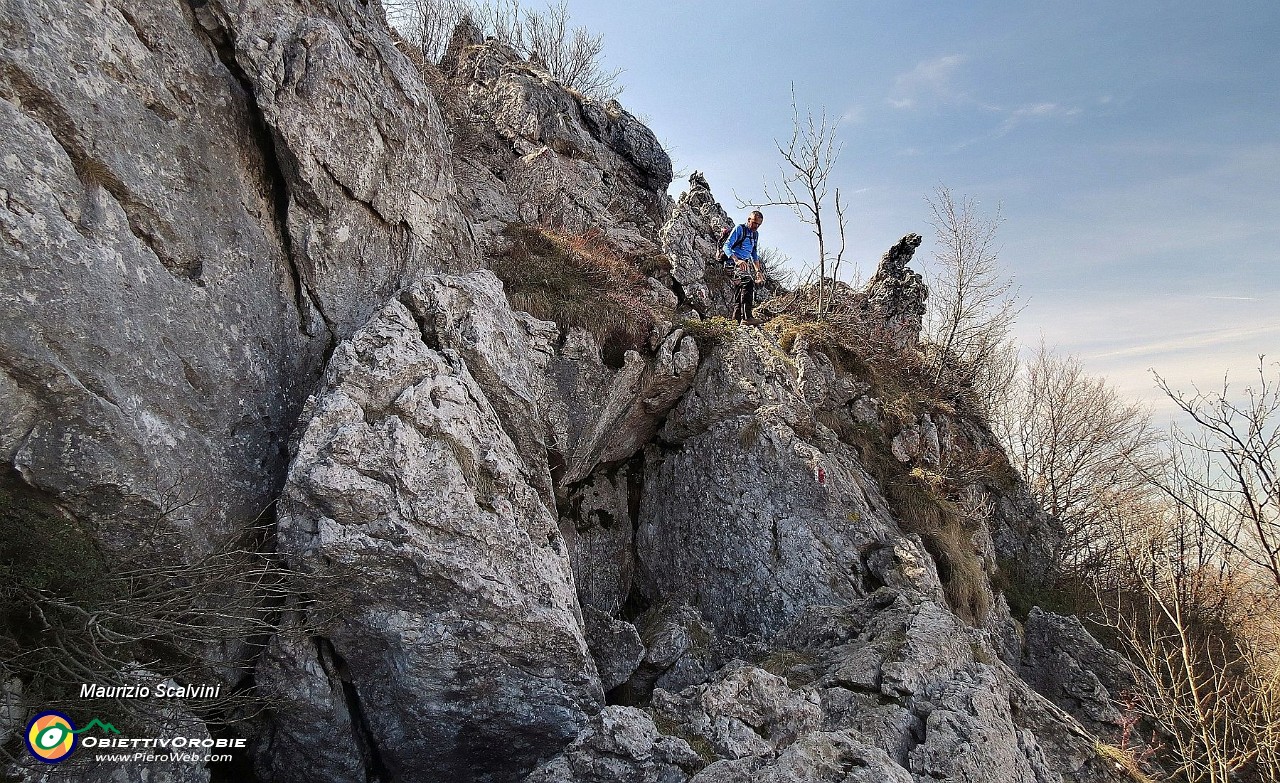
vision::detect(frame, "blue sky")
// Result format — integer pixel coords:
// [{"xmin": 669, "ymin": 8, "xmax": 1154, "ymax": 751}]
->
[{"xmin": 558, "ymin": 0, "xmax": 1280, "ymax": 418}]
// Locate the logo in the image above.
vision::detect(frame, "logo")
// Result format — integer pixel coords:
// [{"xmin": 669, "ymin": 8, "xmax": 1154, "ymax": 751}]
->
[
  {"xmin": 24, "ymin": 712, "xmax": 121, "ymax": 763},
  {"xmin": 25, "ymin": 711, "xmax": 77, "ymax": 763}
]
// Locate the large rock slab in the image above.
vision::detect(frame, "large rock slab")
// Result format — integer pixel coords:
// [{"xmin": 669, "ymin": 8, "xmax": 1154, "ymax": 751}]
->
[
  {"xmin": 0, "ymin": 0, "xmax": 317, "ymax": 537},
  {"xmin": 198, "ymin": 0, "xmax": 477, "ymax": 334},
  {"xmin": 258, "ymin": 272, "xmax": 603, "ymax": 783},
  {"xmin": 1021, "ymin": 607, "xmax": 1141, "ymax": 736},
  {"xmin": 636, "ymin": 331, "xmax": 944, "ymax": 640}
]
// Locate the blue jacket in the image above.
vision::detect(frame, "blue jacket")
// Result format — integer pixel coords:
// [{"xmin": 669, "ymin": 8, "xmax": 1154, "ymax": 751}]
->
[{"xmin": 723, "ymin": 224, "xmax": 759, "ymax": 263}]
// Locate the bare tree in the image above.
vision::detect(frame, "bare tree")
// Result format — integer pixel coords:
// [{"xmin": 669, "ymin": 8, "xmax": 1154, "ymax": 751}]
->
[
  {"xmin": 923, "ymin": 186, "xmax": 1020, "ymax": 395},
  {"xmin": 1106, "ymin": 495, "xmax": 1280, "ymax": 783},
  {"xmin": 993, "ymin": 343, "xmax": 1167, "ymax": 584},
  {"xmin": 1082, "ymin": 359, "xmax": 1280, "ymax": 783},
  {"xmin": 1153, "ymin": 358, "xmax": 1280, "ymax": 590},
  {"xmin": 744, "ymin": 86, "xmax": 848, "ymax": 318}
]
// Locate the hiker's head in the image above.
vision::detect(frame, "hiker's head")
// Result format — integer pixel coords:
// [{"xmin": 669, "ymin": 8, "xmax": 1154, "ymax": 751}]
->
[{"xmin": 747, "ymin": 211, "xmax": 763, "ymax": 230}]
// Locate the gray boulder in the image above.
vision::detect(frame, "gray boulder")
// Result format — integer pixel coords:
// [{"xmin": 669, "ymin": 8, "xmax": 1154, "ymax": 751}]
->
[
  {"xmin": 523, "ymin": 706, "xmax": 701, "ymax": 783},
  {"xmin": 1022, "ymin": 607, "xmax": 1142, "ymax": 736},
  {"xmin": 258, "ymin": 273, "xmax": 603, "ymax": 783}
]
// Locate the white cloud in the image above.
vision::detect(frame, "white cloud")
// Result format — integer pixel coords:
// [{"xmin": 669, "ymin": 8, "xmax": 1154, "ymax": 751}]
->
[
  {"xmin": 840, "ymin": 106, "xmax": 865, "ymax": 124},
  {"xmin": 1088, "ymin": 323, "xmax": 1280, "ymax": 361},
  {"xmin": 1012, "ymin": 290, "xmax": 1279, "ymax": 420},
  {"xmin": 889, "ymin": 55, "xmax": 967, "ymax": 109},
  {"xmin": 997, "ymin": 102, "xmax": 1081, "ymax": 134}
]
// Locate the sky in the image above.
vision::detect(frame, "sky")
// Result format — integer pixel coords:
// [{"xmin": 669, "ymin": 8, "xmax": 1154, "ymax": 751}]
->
[{"xmin": 552, "ymin": 0, "xmax": 1280, "ymax": 422}]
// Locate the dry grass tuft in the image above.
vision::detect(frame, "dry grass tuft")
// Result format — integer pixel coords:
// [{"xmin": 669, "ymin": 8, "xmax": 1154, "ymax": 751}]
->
[{"xmin": 490, "ymin": 224, "xmax": 668, "ymax": 367}]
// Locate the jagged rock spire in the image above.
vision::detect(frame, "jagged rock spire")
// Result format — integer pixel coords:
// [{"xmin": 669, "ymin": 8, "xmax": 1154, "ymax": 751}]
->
[{"xmin": 863, "ymin": 233, "xmax": 928, "ymax": 350}]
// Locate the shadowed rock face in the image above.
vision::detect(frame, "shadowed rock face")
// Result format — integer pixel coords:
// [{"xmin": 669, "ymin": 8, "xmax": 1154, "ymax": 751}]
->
[{"xmin": 0, "ymin": 0, "xmax": 475, "ymax": 545}]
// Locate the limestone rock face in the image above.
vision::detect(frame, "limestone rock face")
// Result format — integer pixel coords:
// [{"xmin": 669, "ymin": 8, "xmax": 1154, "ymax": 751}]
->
[
  {"xmin": 259, "ymin": 272, "xmax": 602, "ymax": 783},
  {"xmin": 198, "ymin": 0, "xmax": 478, "ymax": 331},
  {"xmin": 2, "ymin": 0, "xmax": 310, "ymax": 538},
  {"xmin": 440, "ymin": 31, "xmax": 672, "ymax": 257},
  {"xmin": 0, "ymin": 0, "xmax": 473, "ymax": 548},
  {"xmin": 1022, "ymin": 608, "xmax": 1142, "ymax": 736},
  {"xmin": 3, "ymin": 5, "xmax": 1143, "ymax": 782},
  {"xmin": 523, "ymin": 706, "xmax": 702, "ymax": 783},
  {"xmin": 636, "ymin": 331, "xmax": 946, "ymax": 640},
  {"xmin": 652, "ymin": 663, "xmax": 824, "ymax": 760}
]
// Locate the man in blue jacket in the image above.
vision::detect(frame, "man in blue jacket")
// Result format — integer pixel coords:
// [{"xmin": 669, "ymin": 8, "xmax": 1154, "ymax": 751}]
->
[{"xmin": 724, "ymin": 210, "xmax": 765, "ymax": 324}]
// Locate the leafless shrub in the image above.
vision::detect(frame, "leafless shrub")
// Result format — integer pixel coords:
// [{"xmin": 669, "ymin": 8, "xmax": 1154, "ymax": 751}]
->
[
  {"xmin": 1152, "ymin": 359, "xmax": 1280, "ymax": 591},
  {"xmin": 922, "ymin": 186, "xmax": 1021, "ymax": 407},
  {"xmin": 743, "ymin": 86, "xmax": 848, "ymax": 319},
  {"xmin": 1105, "ymin": 505, "xmax": 1280, "ymax": 783},
  {"xmin": 0, "ymin": 486, "xmax": 323, "ymax": 748},
  {"xmin": 992, "ymin": 343, "xmax": 1167, "ymax": 586},
  {"xmin": 386, "ymin": 0, "xmax": 623, "ymax": 101}
]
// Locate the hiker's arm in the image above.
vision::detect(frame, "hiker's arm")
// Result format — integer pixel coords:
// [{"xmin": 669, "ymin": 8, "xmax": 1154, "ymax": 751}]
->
[{"xmin": 723, "ymin": 225, "xmax": 743, "ymax": 257}]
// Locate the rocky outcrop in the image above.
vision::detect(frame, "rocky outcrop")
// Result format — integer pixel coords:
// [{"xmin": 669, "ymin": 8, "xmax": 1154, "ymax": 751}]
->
[
  {"xmin": 636, "ymin": 329, "xmax": 947, "ymax": 641},
  {"xmin": 524, "ymin": 706, "xmax": 702, "ymax": 783},
  {"xmin": 862, "ymin": 233, "xmax": 927, "ymax": 350},
  {"xmin": 541, "ymin": 589, "xmax": 1133, "ymax": 783},
  {"xmin": 436, "ymin": 23, "xmax": 671, "ymax": 257},
  {"xmin": 660, "ymin": 171, "xmax": 733, "ymax": 309},
  {"xmin": 1022, "ymin": 608, "xmax": 1143, "ymax": 737},
  {"xmin": 3, "ymin": 4, "xmax": 1145, "ymax": 782},
  {"xmin": 257, "ymin": 271, "xmax": 602, "ymax": 783}
]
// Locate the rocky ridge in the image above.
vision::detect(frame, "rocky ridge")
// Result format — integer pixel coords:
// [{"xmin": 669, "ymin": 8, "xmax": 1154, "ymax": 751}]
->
[{"xmin": 1, "ymin": 4, "xmax": 1143, "ymax": 783}]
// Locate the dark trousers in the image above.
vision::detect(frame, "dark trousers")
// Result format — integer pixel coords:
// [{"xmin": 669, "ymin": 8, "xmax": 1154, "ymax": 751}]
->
[{"xmin": 732, "ymin": 277, "xmax": 755, "ymax": 322}]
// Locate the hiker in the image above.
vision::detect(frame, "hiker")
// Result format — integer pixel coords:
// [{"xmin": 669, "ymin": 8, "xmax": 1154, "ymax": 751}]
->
[{"xmin": 724, "ymin": 211, "xmax": 765, "ymax": 324}]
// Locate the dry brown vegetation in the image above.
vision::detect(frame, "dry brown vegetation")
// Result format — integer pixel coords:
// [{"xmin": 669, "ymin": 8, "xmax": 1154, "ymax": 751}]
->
[
  {"xmin": 0, "ymin": 479, "xmax": 317, "ymax": 758},
  {"xmin": 490, "ymin": 223, "xmax": 666, "ymax": 366},
  {"xmin": 995, "ymin": 355, "xmax": 1280, "ymax": 782}
]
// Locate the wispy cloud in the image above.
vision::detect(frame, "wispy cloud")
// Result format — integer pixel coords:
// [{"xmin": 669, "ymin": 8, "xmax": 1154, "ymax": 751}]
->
[
  {"xmin": 889, "ymin": 54, "xmax": 967, "ymax": 109},
  {"xmin": 997, "ymin": 102, "xmax": 1081, "ymax": 134},
  {"xmin": 840, "ymin": 106, "xmax": 865, "ymax": 125},
  {"xmin": 889, "ymin": 56, "xmax": 1081, "ymax": 143},
  {"xmin": 1088, "ymin": 323, "xmax": 1280, "ymax": 361}
]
